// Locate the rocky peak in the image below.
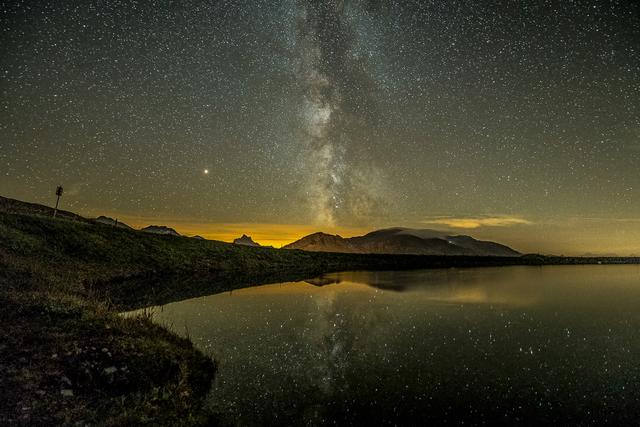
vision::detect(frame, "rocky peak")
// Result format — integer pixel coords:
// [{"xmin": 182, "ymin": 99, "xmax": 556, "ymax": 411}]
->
[{"xmin": 233, "ymin": 234, "xmax": 261, "ymax": 246}]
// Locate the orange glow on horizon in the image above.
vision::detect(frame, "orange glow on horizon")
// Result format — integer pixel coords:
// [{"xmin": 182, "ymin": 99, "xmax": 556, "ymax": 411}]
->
[
  {"xmin": 188, "ymin": 223, "xmax": 371, "ymax": 247},
  {"xmin": 79, "ymin": 210, "xmax": 640, "ymax": 256},
  {"xmin": 92, "ymin": 213, "xmax": 371, "ymax": 247}
]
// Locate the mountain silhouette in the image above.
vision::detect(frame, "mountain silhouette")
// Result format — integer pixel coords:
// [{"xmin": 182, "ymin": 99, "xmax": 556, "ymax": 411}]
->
[
  {"xmin": 141, "ymin": 225, "xmax": 180, "ymax": 236},
  {"xmin": 233, "ymin": 234, "xmax": 261, "ymax": 246},
  {"xmin": 283, "ymin": 227, "xmax": 520, "ymax": 256}
]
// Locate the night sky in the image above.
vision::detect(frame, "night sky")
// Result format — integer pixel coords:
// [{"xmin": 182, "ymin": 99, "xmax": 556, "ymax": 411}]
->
[{"xmin": 1, "ymin": 1, "xmax": 639, "ymax": 254}]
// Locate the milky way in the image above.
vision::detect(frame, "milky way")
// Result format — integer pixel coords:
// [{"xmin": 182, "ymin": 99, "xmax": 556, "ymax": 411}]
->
[
  {"xmin": 293, "ymin": 0, "xmax": 386, "ymax": 226},
  {"xmin": 1, "ymin": 0, "xmax": 639, "ymax": 253}
]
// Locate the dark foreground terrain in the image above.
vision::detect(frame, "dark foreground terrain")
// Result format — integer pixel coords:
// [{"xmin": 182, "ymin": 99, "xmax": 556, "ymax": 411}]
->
[
  {"xmin": 1, "ymin": 198, "xmax": 638, "ymax": 425},
  {"xmin": 0, "ymin": 291, "xmax": 214, "ymax": 426}
]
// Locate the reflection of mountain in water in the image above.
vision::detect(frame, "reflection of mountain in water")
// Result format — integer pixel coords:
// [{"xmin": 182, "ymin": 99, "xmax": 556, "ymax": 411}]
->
[
  {"xmin": 321, "ymin": 270, "xmax": 496, "ymax": 291},
  {"xmin": 309, "ymin": 269, "xmax": 541, "ymax": 306}
]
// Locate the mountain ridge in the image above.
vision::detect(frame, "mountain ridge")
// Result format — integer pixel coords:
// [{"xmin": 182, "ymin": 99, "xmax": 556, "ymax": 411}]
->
[
  {"xmin": 233, "ymin": 234, "xmax": 261, "ymax": 246},
  {"xmin": 283, "ymin": 227, "xmax": 520, "ymax": 257},
  {"xmin": 141, "ymin": 225, "xmax": 181, "ymax": 236}
]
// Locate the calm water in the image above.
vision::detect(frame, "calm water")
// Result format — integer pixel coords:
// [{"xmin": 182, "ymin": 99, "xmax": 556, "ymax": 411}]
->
[{"xmin": 134, "ymin": 266, "xmax": 640, "ymax": 425}]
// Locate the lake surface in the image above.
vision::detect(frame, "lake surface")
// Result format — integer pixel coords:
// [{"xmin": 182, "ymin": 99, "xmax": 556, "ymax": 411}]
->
[{"xmin": 133, "ymin": 266, "xmax": 640, "ymax": 425}]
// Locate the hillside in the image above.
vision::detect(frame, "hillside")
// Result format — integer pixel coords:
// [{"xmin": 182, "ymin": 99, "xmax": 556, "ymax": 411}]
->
[
  {"xmin": 0, "ymin": 209, "xmax": 533, "ymax": 309},
  {"xmin": 1, "ymin": 195, "xmax": 638, "ymax": 425},
  {"xmin": 95, "ymin": 215, "xmax": 133, "ymax": 229},
  {"xmin": 3, "ymin": 199, "xmax": 636, "ymax": 311},
  {"xmin": 0, "ymin": 195, "xmax": 87, "ymax": 222},
  {"xmin": 0, "ymin": 209, "xmax": 219, "ymax": 425}
]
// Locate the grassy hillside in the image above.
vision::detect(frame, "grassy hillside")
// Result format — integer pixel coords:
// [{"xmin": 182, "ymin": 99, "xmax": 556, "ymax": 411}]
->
[
  {"xmin": 2, "ymin": 205, "xmax": 638, "ymax": 425},
  {"xmin": 0, "ymin": 210, "xmax": 540, "ymax": 309},
  {"xmin": 0, "ymin": 211, "xmax": 225, "ymax": 425},
  {"xmin": 0, "ymin": 291, "xmax": 215, "ymax": 426},
  {"xmin": 0, "ymin": 194, "xmax": 87, "ymax": 222},
  {"xmin": 3, "ymin": 210, "xmax": 638, "ymax": 308}
]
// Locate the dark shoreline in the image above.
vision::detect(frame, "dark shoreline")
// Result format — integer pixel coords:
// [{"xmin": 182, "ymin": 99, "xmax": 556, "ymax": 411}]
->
[{"xmin": 101, "ymin": 255, "xmax": 640, "ymax": 312}]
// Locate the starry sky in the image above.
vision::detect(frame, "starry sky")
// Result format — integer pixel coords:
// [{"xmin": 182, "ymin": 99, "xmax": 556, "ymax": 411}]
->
[{"xmin": 1, "ymin": 0, "xmax": 639, "ymax": 254}]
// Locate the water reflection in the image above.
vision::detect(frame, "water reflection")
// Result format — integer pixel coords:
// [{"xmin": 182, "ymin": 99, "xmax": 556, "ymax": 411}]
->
[{"xmin": 133, "ymin": 266, "xmax": 640, "ymax": 425}]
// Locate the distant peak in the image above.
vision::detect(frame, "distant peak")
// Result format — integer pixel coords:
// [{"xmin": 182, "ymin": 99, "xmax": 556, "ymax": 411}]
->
[
  {"xmin": 233, "ymin": 235, "xmax": 261, "ymax": 246},
  {"xmin": 283, "ymin": 226, "xmax": 519, "ymax": 256},
  {"xmin": 307, "ymin": 231, "xmax": 342, "ymax": 238},
  {"xmin": 141, "ymin": 225, "xmax": 180, "ymax": 236}
]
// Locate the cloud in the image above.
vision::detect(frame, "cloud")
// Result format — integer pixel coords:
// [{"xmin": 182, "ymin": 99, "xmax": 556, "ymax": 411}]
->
[{"xmin": 421, "ymin": 215, "xmax": 532, "ymax": 229}]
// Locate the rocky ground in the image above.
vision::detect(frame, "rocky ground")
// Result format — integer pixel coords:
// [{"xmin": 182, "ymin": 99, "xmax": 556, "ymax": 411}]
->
[{"xmin": 0, "ymin": 291, "xmax": 215, "ymax": 426}]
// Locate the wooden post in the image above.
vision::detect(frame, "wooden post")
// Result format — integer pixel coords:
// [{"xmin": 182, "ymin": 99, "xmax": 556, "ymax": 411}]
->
[{"xmin": 54, "ymin": 185, "xmax": 63, "ymax": 218}]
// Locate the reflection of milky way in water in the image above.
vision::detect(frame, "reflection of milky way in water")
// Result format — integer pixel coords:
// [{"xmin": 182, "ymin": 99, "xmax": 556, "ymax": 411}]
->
[{"xmin": 133, "ymin": 266, "xmax": 640, "ymax": 425}]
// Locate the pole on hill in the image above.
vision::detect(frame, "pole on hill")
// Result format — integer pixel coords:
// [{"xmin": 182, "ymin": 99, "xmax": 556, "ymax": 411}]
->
[{"xmin": 53, "ymin": 185, "xmax": 63, "ymax": 218}]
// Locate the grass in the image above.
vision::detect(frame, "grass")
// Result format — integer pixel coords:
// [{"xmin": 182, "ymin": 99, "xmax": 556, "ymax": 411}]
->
[
  {"xmin": 0, "ymin": 291, "xmax": 215, "ymax": 426},
  {"xmin": 1, "ymin": 209, "xmax": 638, "ymax": 425},
  {"xmin": 0, "ymin": 212, "xmax": 226, "ymax": 425}
]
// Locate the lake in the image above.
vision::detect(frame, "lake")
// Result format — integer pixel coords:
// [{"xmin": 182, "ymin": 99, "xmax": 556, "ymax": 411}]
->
[{"xmin": 131, "ymin": 265, "xmax": 640, "ymax": 425}]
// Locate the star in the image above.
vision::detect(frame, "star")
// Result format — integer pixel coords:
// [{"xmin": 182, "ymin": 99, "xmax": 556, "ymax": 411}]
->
[{"xmin": 0, "ymin": 0, "xmax": 638, "ymax": 255}]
